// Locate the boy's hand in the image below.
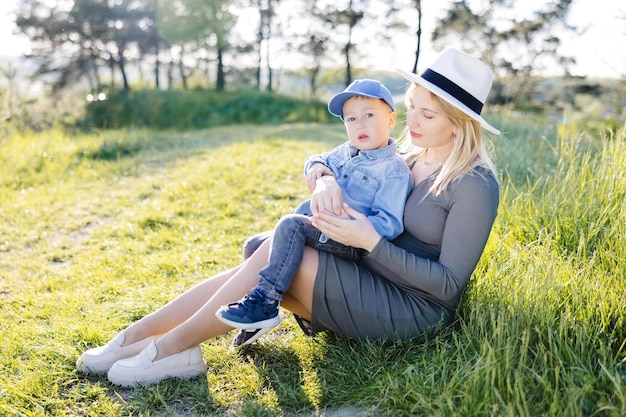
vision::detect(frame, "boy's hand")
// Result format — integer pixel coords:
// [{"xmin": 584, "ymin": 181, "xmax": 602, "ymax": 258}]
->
[
  {"xmin": 310, "ymin": 175, "xmax": 344, "ymax": 216},
  {"xmin": 312, "ymin": 204, "xmax": 381, "ymax": 252},
  {"xmin": 306, "ymin": 163, "xmax": 334, "ymax": 191}
]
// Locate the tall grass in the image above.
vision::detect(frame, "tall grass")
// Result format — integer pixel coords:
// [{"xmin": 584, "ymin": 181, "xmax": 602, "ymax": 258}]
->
[{"xmin": 0, "ymin": 120, "xmax": 624, "ymax": 416}]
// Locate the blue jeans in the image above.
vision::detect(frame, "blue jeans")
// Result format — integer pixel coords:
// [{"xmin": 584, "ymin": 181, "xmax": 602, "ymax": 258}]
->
[{"xmin": 255, "ymin": 207, "xmax": 364, "ymax": 301}]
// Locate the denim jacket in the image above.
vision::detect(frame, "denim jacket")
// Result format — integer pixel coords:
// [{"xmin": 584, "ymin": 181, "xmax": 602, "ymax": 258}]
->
[{"xmin": 304, "ymin": 139, "xmax": 413, "ymax": 240}]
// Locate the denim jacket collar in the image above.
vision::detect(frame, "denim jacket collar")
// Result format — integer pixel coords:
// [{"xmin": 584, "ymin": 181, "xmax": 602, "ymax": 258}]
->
[{"xmin": 347, "ymin": 138, "xmax": 398, "ymax": 159}]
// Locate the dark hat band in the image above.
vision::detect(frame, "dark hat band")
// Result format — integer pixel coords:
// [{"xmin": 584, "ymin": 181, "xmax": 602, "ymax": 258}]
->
[{"xmin": 421, "ymin": 69, "xmax": 483, "ymax": 115}]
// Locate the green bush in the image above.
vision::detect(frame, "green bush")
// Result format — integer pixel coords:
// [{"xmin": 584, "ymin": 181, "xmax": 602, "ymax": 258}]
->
[{"xmin": 83, "ymin": 89, "xmax": 335, "ymax": 130}]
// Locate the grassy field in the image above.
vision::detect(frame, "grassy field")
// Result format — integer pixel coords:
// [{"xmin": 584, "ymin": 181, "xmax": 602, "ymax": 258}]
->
[{"xmin": 0, "ymin": 119, "xmax": 624, "ymax": 416}]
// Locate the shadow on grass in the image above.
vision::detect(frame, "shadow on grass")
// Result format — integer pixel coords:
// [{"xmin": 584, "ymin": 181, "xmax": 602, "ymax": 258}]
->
[
  {"xmin": 233, "ymin": 339, "xmax": 321, "ymax": 415},
  {"xmin": 108, "ymin": 374, "xmax": 218, "ymax": 416},
  {"xmin": 84, "ymin": 123, "xmax": 347, "ymax": 166},
  {"xmin": 227, "ymin": 330, "xmax": 437, "ymax": 416}
]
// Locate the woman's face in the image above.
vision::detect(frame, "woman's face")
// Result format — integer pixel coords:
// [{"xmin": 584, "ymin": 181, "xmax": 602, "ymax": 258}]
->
[{"xmin": 405, "ymin": 85, "xmax": 456, "ymax": 149}]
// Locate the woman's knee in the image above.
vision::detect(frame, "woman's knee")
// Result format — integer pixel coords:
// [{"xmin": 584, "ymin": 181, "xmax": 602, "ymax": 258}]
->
[{"xmin": 242, "ymin": 231, "xmax": 272, "ymax": 260}]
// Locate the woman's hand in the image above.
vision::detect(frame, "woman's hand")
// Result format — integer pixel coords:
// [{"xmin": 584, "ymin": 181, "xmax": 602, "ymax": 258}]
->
[
  {"xmin": 310, "ymin": 175, "xmax": 344, "ymax": 216},
  {"xmin": 312, "ymin": 204, "xmax": 382, "ymax": 252},
  {"xmin": 306, "ymin": 163, "xmax": 335, "ymax": 191}
]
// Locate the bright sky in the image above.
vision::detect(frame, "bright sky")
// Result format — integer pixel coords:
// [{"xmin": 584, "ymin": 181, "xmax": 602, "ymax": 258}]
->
[
  {"xmin": 0, "ymin": 0, "xmax": 624, "ymax": 79},
  {"xmin": 384, "ymin": 0, "xmax": 626, "ymax": 79}
]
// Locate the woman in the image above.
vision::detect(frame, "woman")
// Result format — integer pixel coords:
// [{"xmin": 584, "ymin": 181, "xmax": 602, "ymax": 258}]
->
[{"xmin": 76, "ymin": 47, "xmax": 501, "ymax": 387}]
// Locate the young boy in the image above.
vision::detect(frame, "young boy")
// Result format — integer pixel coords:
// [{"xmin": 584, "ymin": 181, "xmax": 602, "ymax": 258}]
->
[{"xmin": 216, "ymin": 79, "xmax": 413, "ymax": 331}]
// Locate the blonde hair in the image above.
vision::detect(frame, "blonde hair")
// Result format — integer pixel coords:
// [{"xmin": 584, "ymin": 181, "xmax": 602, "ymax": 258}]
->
[{"xmin": 398, "ymin": 84, "xmax": 498, "ymax": 195}]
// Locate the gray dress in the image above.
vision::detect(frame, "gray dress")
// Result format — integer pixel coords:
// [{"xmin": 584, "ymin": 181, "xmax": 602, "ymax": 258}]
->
[{"xmin": 311, "ymin": 165, "xmax": 499, "ymax": 340}]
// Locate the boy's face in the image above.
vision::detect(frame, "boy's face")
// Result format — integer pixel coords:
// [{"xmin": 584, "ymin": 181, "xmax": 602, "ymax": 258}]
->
[{"xmin": 342, "ymin": 96, "xmax": 396, "ymax": 151}]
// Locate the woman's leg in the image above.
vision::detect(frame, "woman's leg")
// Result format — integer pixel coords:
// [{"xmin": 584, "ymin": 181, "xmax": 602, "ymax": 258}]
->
[
  {"xmin": 80, "ymin": 237, "xmax": 320, "ymax": 381},
  {"xmin": 242, "ymin": 231, "xmax": 272, "ymax": 260},
  {"xmin": 280, "ymin": 245, "xmax": 318, "ymax": 320},
  {"xmin": 77, "ymin": 263, "xmax": 247, "ymax": 374},
  {"xmin": 241, "ymin": 230, "xmax": 316, "ymax": 320},
  {"xmin": 120, "ymin": 265, "xmax": 243, "ymax": 346},
  {"xmin": 152, "ymin": 242, "xmax": 319, "ymax": 360}
]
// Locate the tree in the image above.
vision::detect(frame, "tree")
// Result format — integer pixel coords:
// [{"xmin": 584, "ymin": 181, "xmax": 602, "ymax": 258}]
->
[
  {"xmin": 251, "ymin": 0, "xmax": 280, "ymax": 91},
  {"xmin": 381, "ymin": 0, "xmax": 422, "ymax": 72},
  {"xmin": 274, "ymin": 0, "xmax": 330, "ymax": 96},
  {"xmin": 15, "ymin": 0, "xmax": 99, "ymax": 91},
  {"xmin": 431, "ymin": 0, "xmax": 577, "ymax": 104},
  {"xmin": 131, "ymin": 0, "xmax": 163, "ymax": 89},
  {"xmin": 313, "ymin": 0, "xmax": 366, "ymax": 87},
  {"xmin": 107, "ymin": 0, "xmax": 161, "ymax": 90},
  {"xmin": 409, "ymin": 0, "xmax": 422, "ymax": 73},
  {"xmin": 156, "ymin": 0, "xmax": 237, "ymax": 91},
  {"xmin": 14, "ymin": 0, "xmax": 238, "ymax": 92},
  {"xmin": 15, "ymin": 0, "xmax": 159, "ymax": 91},
  {"xmin": 299, "ymin": 33, "xmax": 330, "ymax": 96}
]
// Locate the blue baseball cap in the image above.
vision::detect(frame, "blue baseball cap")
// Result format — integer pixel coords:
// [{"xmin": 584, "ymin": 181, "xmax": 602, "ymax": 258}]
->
[{"xmin": 328, "ymin": 79, "xmax": 395, "ymax": 120}]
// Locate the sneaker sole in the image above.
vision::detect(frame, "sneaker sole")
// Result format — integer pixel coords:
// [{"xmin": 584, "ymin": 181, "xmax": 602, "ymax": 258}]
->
[
  {"xmin": 108, "ymin": 362, "xmax": 207, "ymax": 387},
  {"xmin": 229, "ymin": 312, "xmax": 285, "ymax": 348},
  {"xmin": 215, "ymin": 310, "xmax": 281, "ymax": 330},
  {"xmin": 230, "ymin": 327, "xmax": 273, "ymax": 348},
  {"xmin": 293, "ymin": 313, "xmax": 315, "ymax": 336}
]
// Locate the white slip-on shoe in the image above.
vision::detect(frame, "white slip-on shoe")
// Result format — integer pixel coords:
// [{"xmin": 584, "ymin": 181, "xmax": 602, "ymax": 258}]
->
[
  {"xmin": 76, "ymin": 332, "xmax": 158, "ymax": 375},
  {"xmin": 107, "ymin": 341, "xmax": 207, "ymax": 387}
]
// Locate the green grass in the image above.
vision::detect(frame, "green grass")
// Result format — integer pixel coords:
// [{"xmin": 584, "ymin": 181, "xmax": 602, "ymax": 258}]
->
[{"xmin": 0, "ymin": 119, "xmax": 624, "ymax": 416}]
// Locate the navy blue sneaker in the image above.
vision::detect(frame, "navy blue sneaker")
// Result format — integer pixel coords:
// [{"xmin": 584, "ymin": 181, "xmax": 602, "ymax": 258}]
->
[
  {"xmin": 293, "ymin": 313, "xmax": 315, "ymax": 336},
  {"xmin": 216, "ymin": 288, "xmax": 281, "ymax": 329},
  {"xmin": 229, "ymin": 311, "xmax": 285, "ymax": 349}
]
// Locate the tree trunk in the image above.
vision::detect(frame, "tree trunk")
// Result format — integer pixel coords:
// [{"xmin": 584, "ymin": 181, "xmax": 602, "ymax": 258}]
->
[
  {"xmin": 266, "ymin": 37, "xmax": 272, "ymax": 92},
  {"xmin": 154, "ymin": 45, "xmax": 160, "ymax": 89},
  {"xmin": 265, "ymin": 0, "xmax": 273, "ymax": 92},
  {"xmin": 343, "ymin": 0, "xmax": 359, "ymax": 87},
  {"xmin": 344, "ymin": 34, "xmax": 352, "ymax": 87},
  {"xmin": 309, "ymin": 66, "xmax": 319, "ymax": 97},
  {"xmin": 216, "ymin": 47, "xmax": 225, "ymax": 91},
  {"xmin": 412, "ymin": 0, "xmax": 422, "ymax": 73},
  {"xmin": 113, "ymin": 46, "xmax": 130, "ymax": 91},
  {"xmin": 109, "ymin": 56, "xmax": 116, "ymax": 90},
  {"xmin": 178, "ymin": 48, "xmax": 188, "ymax": 90},
  {"xmin": 167, "ymin": 61, "xmax": 173, "ymax": 90},
  {"xmin": 118, "ymin": 56, "xmax": 130, "ymax": 91}
]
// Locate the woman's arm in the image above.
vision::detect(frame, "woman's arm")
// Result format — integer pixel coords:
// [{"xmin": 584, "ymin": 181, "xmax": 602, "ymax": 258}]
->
[
  {"xmin": 368, "ymin": 173, "xmax": 499, "ymax": 301},
  {"xmin": 314, "ymin": 172, "xmax": 499, "ymax": 302},
  {"xmin": 311, "ymin": 203, "xmax": 383, "ymax": 252}
]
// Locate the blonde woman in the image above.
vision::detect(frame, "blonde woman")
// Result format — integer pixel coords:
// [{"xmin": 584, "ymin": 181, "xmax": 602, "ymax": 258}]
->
[{"xmin": 77, "ymin": 48, "xmax": 501, "ymax": 387}]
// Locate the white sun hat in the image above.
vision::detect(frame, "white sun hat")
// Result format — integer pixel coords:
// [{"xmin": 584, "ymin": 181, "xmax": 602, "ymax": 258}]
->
[{"xmin": 396, "ymin": 48, "xmax": 501, "ymax": 135}]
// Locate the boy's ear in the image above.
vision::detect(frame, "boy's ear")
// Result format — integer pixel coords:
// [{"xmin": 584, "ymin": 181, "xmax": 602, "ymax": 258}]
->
[{"xmin": 388, "ymin": 112, "xmax": 397, "ymax": 129}]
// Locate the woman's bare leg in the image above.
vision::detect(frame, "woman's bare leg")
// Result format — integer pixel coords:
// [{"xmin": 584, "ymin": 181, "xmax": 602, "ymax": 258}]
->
[
  {"xmin": 115, "ymin": 234, "xmax": 320, "ymax": 362},
  {"xmin": 240, "ymin": 231, "xmax": 317, "ymax": 320},
  {"xmin": 280, "ymin": 245, "xmax": 318, "ymax": 320},
  {"xmin": 151, "ymin": 240, "xmax": 315, "ymax": 360},
  {"xmin": 120, "ymin": 265, "xmax": 243, "ymax": 346}
]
